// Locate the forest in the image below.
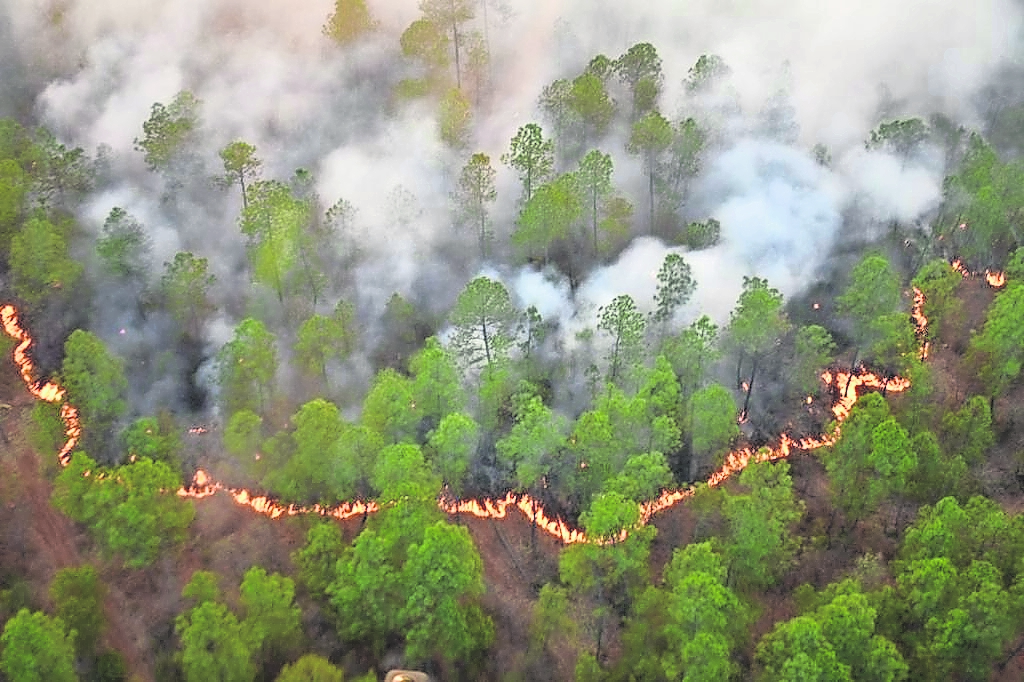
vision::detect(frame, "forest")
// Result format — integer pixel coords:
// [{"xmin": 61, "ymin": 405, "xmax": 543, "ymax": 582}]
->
[{"xmin": 3, "ymin": 0, "xmax": 1024, "ymax": 680}]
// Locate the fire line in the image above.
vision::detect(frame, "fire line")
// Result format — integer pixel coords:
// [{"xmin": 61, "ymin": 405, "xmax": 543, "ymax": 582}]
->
[{"xmin": 0, "ymin": 263, "xmax": 992, "ymax": 545}]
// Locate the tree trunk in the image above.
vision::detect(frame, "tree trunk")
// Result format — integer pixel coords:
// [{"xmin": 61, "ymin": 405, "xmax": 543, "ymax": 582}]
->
[
  {"xmin": 239, "ymin": 173, "xmax": 248, "ymax": 210},
  {"xmin": 735, "ymin": 351, "xmax": 745, "ymax": 390},
  {"xmin": 592, "ymin": 185, "xmax": 599, "ymax": 253},
  {"xmin": 844, "ymin": 347, "xmax": 859, "ymax": 396},
  {"xmin": 452, "ymin": 23, "xmax": 462, "ymax": 89},
  {"xmin": 648, "ymin": 162, "xmax": 655, "ymax": 234},
  {"xmin": 481, "ymin": 316, "xmax": 491, "ymax": 366},
  {"xmin": 741, "ymin": 353, "xmax": 758, "ymax": 420}
]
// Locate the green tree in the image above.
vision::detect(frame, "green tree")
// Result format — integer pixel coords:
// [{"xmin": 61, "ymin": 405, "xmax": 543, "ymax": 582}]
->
[
  {"xmin": 791, "ymin": 325, "xmax": 836, "ymax": 398},
  {"xmin": 866, "ymin": 118, "xmax": 930, "ymax": 158},
  {"xmin": 267, "ymin": 399, "xmax": 345, "ymax": 504},
  {"xmin": 453, "ymin": 152, "xmax": 497, "ymax": 258},
  {"xmin": 940, "ymin": 395, "xmax": 994, "ymax": 465},
  {"xmin": 837, "ymin": 254, "xmax": 903, "ymax": 379},
  {"xmin": 224, "ymin": 410, "xmax": 263, "ymax": 464},
  {"xmin": 614, "ymin": 43, "xmax": 663, "ymax": 119},
  {"xmin": 217, "ymin": 141, "xmax": 262, "ymax": 209},
  {"xmin": 96, "ymin": 207, "xmax": 151, "ymax": 281},
  {"xmin": 410, "ymin": 336, "xmax": 464, "ymax": 425},
  {"xmin": 0, "ymin": 158, "xmax": 27, "ymax": 249},
  {"xmin": 512, "ymin": 172, "xmax": 581, "ymax": 263},
  {"xmin": 721, "ymin": 460, "xmax": 803, "ymax": 590},
  {"xmin": 604, "ymin": 451, "xmax": 673, "ymax": 503},
  {"xmin": 49, "ymin": 566, "xmax": 104, "ymax": 656},
  {"xmin": 217, "ymin": 318, "xmax": 277, "ymax": 415},
  {"xmin": 821, "ymin": 392, "xmax": 891, "ymax": 522},
  {"xmin": 627, "ymin": 111, "xmax": 672, "ymax": 232},
  {"xmin": 123, "ymin": 415, "xmax": 182, "ymax": 466},
  {"xmin": 447, "ymin": 276, "xmax": 519, "ymax": 368},
  {"xmin": 176, "ymin": 601, "xmax": 256, "ymax": 682},
  {"xmin": 9, "ymin": 215, "xmax": 82, "ymax": 304},
  {"xmin": 294, "ymin": 301, "xmax": 358, "ymax": 391},
  {"xmin": 323, "ymin": 0, "xmax": 376, "ymax": 44},
  {"xmin": 684, "ymin": 54, "xmax": 730, "ymax": 93},
  {"xmin": 400, "ymin": 522, "xmax": 493, "ymax": 666},
  {"xmin": 134, "ymin": 91, "xmax": 200, "ymax": 173},
  {"xmin": 729, "ymin": 276, "xmax": 788, "ymax": 419},
  {"xmin": 756, "ymin": 615, "xmax": 852, "ymax": 681},
  {"xmin": 502, "ymin": 123, "xmax": 554, "ymax": 203},
  {"xmin": 576, "ymin": 150, "xmax": 613, "ymax": 252},
  {"xmin": 399, "ymin": 18, "xmax": 450, "ymax": 73},
  {"xmin": 426, "ymin": 412, "xmax": 478, "ymax": 498},
  {"xmin": 161, "ymin": 251, "xmax": 216, "ymax": 340},
  {"xmin": 294, "ymin": 523, "xmax": 346, "ymax": 600},
  {"xmin": 61, "ymin": 330, "xmax": 127, "ymax": 459},
  {"xmin": 239, "ymin": 180, "xmax": 307, "ymax": 304},
  {"xmin": 911, "ymin": 259, "xmax": 963, "ymax": 343},
  {"xmin": 275, "ymin": 654, "xmax": 345, "ymax": 682},
  {"xmin": 568, "ymin": 73, "xmax": 615, "ymax": 148},
  {"xmin": 239, "ymin": 567, "xmax": 302, "ymax": 668},
  {"xmin": 361, "ymin": 369, "xmax": 419, "ymax": 444},
  {"xmin": 688, "ymin": 383, "xmax": 739, "ymax": 481},
  {"xmin": 651, "ymin": 252, "xmax": 695, "ymax": 333},
  {"xmin": 53, "ymin": 454, "xmax": 194, "ymax": 568},
  {"xmin": 597, "ymin": 294, "xmax": 646, "ymax": 386},
  {"xmin": 661, "ymin": 542, "xmax": 748, "ymax": 681},
  {"xmin": 967, "ymin": 282, "xmax": 1024, "ymax": 412},
  {"xmin": 667, "ymin": 117, "xmax": 705, "ymax": 202},
  {"xmin": 438, "ymin": 87, "xmax": 472, "ymax": 148},
  {"xmin": 330, "ymin": 423, "xmax": 384, "ymax": 501},
  {"xmin": 0, "ymin": 609, "xmax": 77, "ymax": 682},
  {"xmin": 419, "ymin": 0, "xmax": 474, "ymax": 88}
]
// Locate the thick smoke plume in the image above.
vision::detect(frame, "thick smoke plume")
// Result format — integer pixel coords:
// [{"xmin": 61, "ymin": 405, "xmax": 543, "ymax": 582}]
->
[{"xmin": 1, "ymin": 0, "xmax": 1021, "ymax": 420}]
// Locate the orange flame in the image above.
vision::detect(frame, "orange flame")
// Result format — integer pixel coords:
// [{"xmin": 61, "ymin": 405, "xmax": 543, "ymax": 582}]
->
[
  {"xmin": 986, "ymin": 271, "xmax": 1006, "ymax": 288},
  {"xmin": 0, "ymin": 305, "xmax": 80, "ymax": 464},
  {"xmin": 0, "ymin": 302, "xmax": 911, "ymax": 546}
]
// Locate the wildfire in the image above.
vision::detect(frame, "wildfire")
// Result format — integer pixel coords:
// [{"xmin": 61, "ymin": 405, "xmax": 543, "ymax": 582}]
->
[
  {"xmin": 0, "ymin": 305, "xmax": 81, "ymax": 464},
  {"xmin": 911, "ymin": 287, "xmax": 929, "ymax": 359},
  {"xmin": 986, "ymin": 271, "xmax": 1007, "ymax": 288},
  {"xmin": 0, "ymin": 301, "xmax": 911, "ymax": 547}
]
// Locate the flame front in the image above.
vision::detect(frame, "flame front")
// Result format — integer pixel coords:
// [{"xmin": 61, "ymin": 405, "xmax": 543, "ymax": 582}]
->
[{"xmin": 0, "ymin": 301, "xmax": 909, "ymax": 546}]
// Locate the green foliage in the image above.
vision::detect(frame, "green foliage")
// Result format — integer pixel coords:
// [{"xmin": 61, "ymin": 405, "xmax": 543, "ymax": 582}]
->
[
  {"xmin": 968, "ymin": 282, "xmax": 1024, "ymax": 402},
  {"xmin": 323, "ymin": 0, "xmax": 376, "ymax": 44},
  {"xmin": 0, "ymin": 158, "xmax": 27, "ymax": 247},
  {"xmin": 123, "ymin": 415, "xmax": 181, "ymax": 466},
  {"xmin": 682, "ymin": 217, "xmax": 721, "ymax": 250},
  {"xmin": 161, "ymin": 251, "xmax": 216, "ymax": 339},
  {"xmin": 223, "ymin": 410, "xmax": 263, "ymax": 463},
  {"xmin": 454, "ymin": 152, "xmax": 497, "ymax": 257},
  {"xmin": 597, "ymin": 294, "xmax": 645, "ymax": 385},
  {"xmin": 182, "ymin": 571, "xmax": 221, "ymax": 606},
  {"xmin": 576, "ymin": 150, "xmax": 614, "ymax": 252},
  {"xmin": 400, "ymin": 522, "xmax": 493, "ymax": 665},
  {"xmin": 661, "ymin": 542, "xmax": 747, "ymax": 681},
  {"xmin": 217, "ymin": 318, "xmax": 278, "ymax": 415},
  {"xmin": 28, "ymin": 400, "xmax": 65, "ymax": 457},
  {"xmin": 792, "ymin": 325, "xmax": 836, "ymax": 397},
  {"xmin": 911, "ymin": 259, "xmax": 963, "ymax": 342},
  {"xmin": 569, "ymin": 73, "xmax": 615, "ymax": 144},
  {"xmin": 689, "ymin": 383, "xmax": 739, "ymax": 479},
  {"xmin": 239, "ymin": 567, "xmax": 302, "ymax": 664},
  {"xmin": 49, "ymin": 565, "xmax": 104, "ymax": 655},
  {"xmin": 866, "ymin": 118, "xmax": 930, "ymax": 157},
  {"xmin": 721, "ymin": 460, "xmax": 803, "ymax": 591},
  {"xmin": 53, "ymin": 452, "xmax": 195, "ymax": 568},
  {"xmin": 426, "ymin": 411, "xmax": 478, "ymax": 496},
  {"xmin": 134, "ymin": 91, "xmax": 201, "ymax": 172},
  {"xmin": 400, "ymin": 19, "xmax": 450, "ymax": 71},
  {"xmin": 684, "ymin": 54, "xmax": 730, "ymax": 92},
  {"xmin": 604, "ymin": 451, "xmax": 673, "ymax": 503},
  {"xmin": 651, "ymin": 252, "xmax": 695, "ymax": 330},
  {"xmin": 239, "ymin": 180, "xmax": 308, "ymax": 303},
  {"xmin": 294, "ymin": 300, "xmax": 358, "ymax": 388},
  {"xmin": 502, "ymin": 123, "xmax": 554, "ymax": 202},
  {"xmin": 361, "ymin": 368, "xmax": 419, "ymax": 444},
  {"xmin": 295, "ymin": 522, "xmax": 346, "ymax": 600},
  {"xmin": 409, "ymin": 336, "xmax": 464, "ymax": 424},
  {"xmin": 217, "ymin": 141, "xmax": 262, "ymax": 208},
  {"xmin": 756, "ymin": 615, "xmax": 852, "ymax": 681},
  {"xmin": 275, "ymin": 654, "xmax": 344, "ymax": 681},
  {"xmin": 447, "ymin": 276, "xmax": 520, "ymax": 368},
  {"xmin": 438, "ymin": 87, "xmax": 472, "ymax": 148},
  {"xmin": 940, "ymin": 396, "xmax": 994, "ymax": 464},
  {"xmin": 266, "ymin": 399, "xmax": 346, "ymax": 504},
  {"xmin": 627, "ymin": 111, "xmax": 672, "ymax": 230},
  {"xmin": 175, "ymin": 601, "xmax": 255, "ymax": 682},
  {"xmin": 96, "ymin": 207, "xmax": 151, "ymax": 280},
  {"xmin": 496, "ymin": 395, "xmax": 568, "ymax": 491},
  {"xmin": 0, "ymin": 609, "xmax": 77, "ymax": 682},
  {"xmin": 9, "ymin": 214, "xmax": 82, "ymax": 304},
  {"xmin": 61, "ymin": 330, "xmax": 127, "ymax": 458},
  {"xmin": 372, "ymin": 443, "xmax": 441, "ymax": 503},
  {"xmin": 513, "ymin": 173, "xmax": 582, "ymax": 262}
]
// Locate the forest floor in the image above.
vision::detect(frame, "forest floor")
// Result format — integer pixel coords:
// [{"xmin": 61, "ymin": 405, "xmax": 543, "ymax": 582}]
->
[{"xmin": 5, "ymin": 276, "xmax": 1024, "ymax": 680}]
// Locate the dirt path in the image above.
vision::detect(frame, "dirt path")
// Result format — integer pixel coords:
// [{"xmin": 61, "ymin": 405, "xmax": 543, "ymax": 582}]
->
[{"xmin": 2, "ymin": 371, "xmax": 153, "ymax": 680}]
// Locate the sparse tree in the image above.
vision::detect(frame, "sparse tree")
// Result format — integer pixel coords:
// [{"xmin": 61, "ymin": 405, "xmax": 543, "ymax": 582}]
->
[
  {"xmin": 447, "ymin": 276, "xmax": 520, "ymax": 368},
  {"xmin": 502, "ymin": 123, "xmax": 554, "ymax": 203},
  {"xmin": 627, "ymin": 111, "xmax": 672, "ymax": 232},
  {"xmin": 217, "ymin": 140, "xmax": 262, "ymax": 209},
  {"xmin": 598, "ymin": 294, "xmax": 646, "ymax": 386},
  {"xmin": 161, "ymin": 251, "xmax": 216, "ymax": 340},
  {"xmin": 454, "ymin": 152, "xmax": 497, "ymax": 258},
  {"xmin": 323, "ymin": 0, "xmax": 376, "ymax": 44},
  {"xmin": 576, "ymin": 150, "xmax": 613, "ymax": 253},
  {"xmin": 96, "ymin": 207, "xmax": 151, "ymax": 281},
  {"xmin": 419, "ymin": 0, "xmax": 475, "ymax": 88},
  {"xmin": 134, "ymin": 91, "xmax": 201, "ymax": 173},
  {"xmin": 651, "ymin": 252, "xmax": 695, "ymax": 333}
]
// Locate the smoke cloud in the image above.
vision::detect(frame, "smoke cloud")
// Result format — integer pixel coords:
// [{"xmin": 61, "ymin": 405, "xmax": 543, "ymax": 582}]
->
[{"xmin": 2, "ymin": 0, "xmax": 1021, "ymax": 419}]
